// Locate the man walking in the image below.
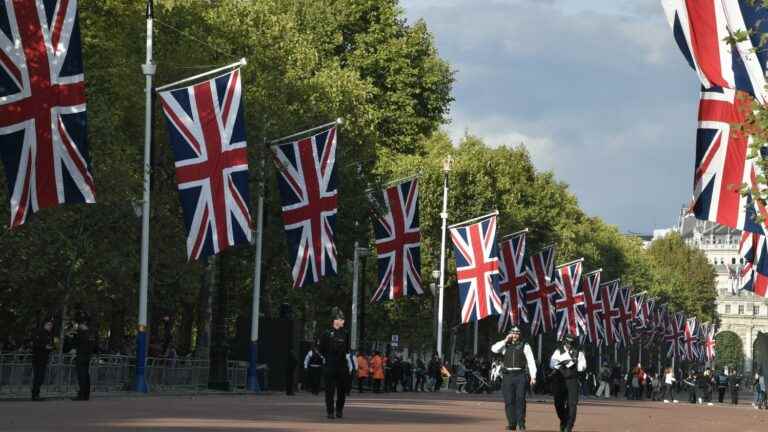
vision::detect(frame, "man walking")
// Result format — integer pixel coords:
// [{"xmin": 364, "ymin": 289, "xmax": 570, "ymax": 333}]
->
[
  {"xmin": 319, "ymin": 307, "xmax": 351, "ymax": 419},
  {"xmin": 596, "ymin": 362, "xmax": 611, "ymax": 398},
  {"xmin": 72, "ymin": 317, "xmax": 95, "ymax": 401},
  {"xmin": 549, "ymin": 334, "xmax": 586, "ymax": 432},
  {"xmin": 491, "ymin": 326, "xmax": 537, "ymax": 432},
  {"xmin": 31, "ymin": 318, "xmax": 54, "ymax": 401}
]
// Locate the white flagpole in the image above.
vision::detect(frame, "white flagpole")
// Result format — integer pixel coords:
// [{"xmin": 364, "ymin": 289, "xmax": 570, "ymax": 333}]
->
[
  {"xmin": 136, "ymin": 0, "xmax": 155, "ymax": 393},
  {"xmin": 473, "ymin": 320, "xmax": 479, "ymax": 355},
  {"xmin": 537, "ymin": 333, "xmax": 543, "ymax": 364},
  {"xmin": 247, "ymin": 157, "xmax": 265, "ymax": 392},
  {"xmin": 154, "ymin": 58, "xmax": 246, "ymax": 92},
  {"xmin": 436, "ymin": 155, "xmax": 452, "ymax": 359},
  {"xmin": 351, "ymin": 241, "xmax": 361, "ymax": 351}
]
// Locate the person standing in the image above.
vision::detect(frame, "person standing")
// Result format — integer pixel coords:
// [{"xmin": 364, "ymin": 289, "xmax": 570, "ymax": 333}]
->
[
  {"xmin": 319, "ymin": 307, "xmax": 351, "ymax": 419},
  {"xmin": 728, "ymin": 367, "xmax": 741, "ymax": 405},
  {"xmin": 371, "ymin": 351, "xmax": 384, "ymax": 393},
  {"xmin": 491, "ymin": 326, "xmax": 537, "ymax": 432},
  {"xmin": 72, "ymin": 319, "xmax": 94, "ymax": 401},
  {"xmin": 716, "ymin": 369, "xmax": 728, "ymax": 403},
  {"xmin": 304, "ymin": 345, "xmax": 324, "ymax": 395},
  {"xmin": 662, "ymin": 367, "xmax": 678, "ymax": 403},
  {"xmin": 31, "ymin": 319, "xmax": 54, "ymax": 401},
  {"xmin": 596, "ymin": 362, "xmax": 611, "ymax": 399},
  {"xmin": 549, "ymin": 334, "xmax": 586, "ymax": 432},
  {"xmin": 415, "ymin": 358, "xmax": 426, "ymax": 392},
  {"xmin": 429, "ymin": 354, "xmax": 442, "ymax": 392},
  {"xmin": 356, "ymin": 352, "xmax": 369, "ymax": 393}
]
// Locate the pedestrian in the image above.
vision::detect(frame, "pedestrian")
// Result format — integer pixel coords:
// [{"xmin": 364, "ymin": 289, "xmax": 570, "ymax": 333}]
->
[
  {"xmin": 491, "ymin": 326, "xmax": 537, "ymax": 432},
  {"xmin": 651, "ymin": 372, "xmax": 661, "ymax": 401},
  {"xmin": 285, "ymin": 349, "xmax": 297, "ymax": 396},
  {"xmin": 371, "ymin": 351, "xmax": 384, "ymax": 393},
  {"xmin": 31, "ymin": 318, "xmax": 54, "ymax": 401},
  {"xmin": 429, "ymin": 354, "xmax": 442, "ymax": 392},
  {"xmin": 596, "ymin": 362, "xmax": 611, "ymax": 398},
  {"xmin": 356, "ymin": 351, "xmax": 369, "ymax": 393},
  {"xmin": 684, "ymin": 369, "xmax": 697, "ymax": 404},
  {"xmin": 716, "ymin": 369, "xmax": 728, "ymax": 403},
  {"xmin": 728, "ymin": 367, "xmax": 741, "ymax": 405},
  {"xmin": 548, "ymin": 334, "xmax": 586, "ymax": 432},
  {"xmin": 383, "ymin": 353, "xmax": 391, "ymax": 392},
  {"xmin": 415, "ymin": 358, "xmax": 426, "ymax": 392},
  {"xmin": 662, "ymin": 367, "xmax": 677, "ymax": 403},
  {"xmin": 71, "ymin": 318, "xmax": 94, "ymax": 401},
  {"xmin": 455, "ymin": 359, "xmax": 468, "ymax": 394},
  {"xmin": 304, "ymin": 344, "xmax": 324, "ymax": 395},
  {"xmin": 701, "ymin": 368, "xmax": 714, "ymax": 405},
  {"xmin": 319, "ymin": 307, "xmax": 351, "ymax": 419},
  {"xmin": 390, "ymin": 356, "xmax": 402, "ymax": 392}
]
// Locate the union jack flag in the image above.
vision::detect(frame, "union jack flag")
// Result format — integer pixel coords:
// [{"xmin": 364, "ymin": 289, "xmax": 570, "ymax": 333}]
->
[
  {"xmin": 0, "ymin": 0, "xmax": 95, "ymax": 228},
  {"xmin": 654, "ymin": 303, "xmax": 670, "ymax": 345},
  {"xmin": 272, "ymin": 127, "xmax": 338, "ymax": 288},
  {"xmin": 662, "ymin": 0, "xmax": 768, "ymax": 104},
  {"xmin": 553, "ymin": 259, "xmax": 585, "ymax": 340},
  {"xmin": 682, "ymin": 316, "xmax": 700, "ymax": 361},
  {"xmin": 370, "ymin": 178, "xmax": 422, "ymax": 303},
  {"xmin": 664, "ymin": 311, "xmax": 686, "ymax": 359},
  {"xmin": 449, "ymin": 212, "xmax": 502, "ymax": 324},
  {"xmin": 738, "ymin": 230, "xmax": 768, "ymax": 297},
  {"xmin": 158, "ymin": 69, "xmax": 252, "ymax": 260},
  {"xmin": 525, "ymin": 244, "xmax": 557, "ymax": 336},
  {"xmin": 597, "ymin": 279, "xmax": 621, "ymax": 346},
  {"xmin": 581, "ymin": 269, "xmax": 603, "ymax": 345},
  {"xmin": 703, "ymin": 322, "xmax": 716, "ymax": 362},
  {"xmin": 615, "ymin": 286, "xmax": 635, "ymax": 347},
  {"xmin": 634, "ymin": 292, "xmax": 649, "ymax": 328},
  {"xmin": 496, "ymin": 229, "xmax": 529, "ymax": 331},
  {"xmin": 691, "ymin": 87, "xmax": 768, "ymax": 234}
]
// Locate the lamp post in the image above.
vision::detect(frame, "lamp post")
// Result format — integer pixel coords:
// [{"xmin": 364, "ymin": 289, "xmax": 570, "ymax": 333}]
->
[
  {"xmin": 351, "ymin": 243, "xmax": 370, "ymax": 351},
  {"xmin": 430, "ymin": 270, "xmax": 440, "ymax": 347},
  {"xmin": 437, "ymin": 155, "xmax": 453, "ymax": 359}
]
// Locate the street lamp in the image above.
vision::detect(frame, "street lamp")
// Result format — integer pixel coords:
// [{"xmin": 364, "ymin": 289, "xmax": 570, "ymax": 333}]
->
[
  {"xmin": 351, "ymin": 243, "xmax": 370, "ymax": 351},
  {"xmin": 437, "ymin": 155, "xmax": 452, "ymax": 359}
]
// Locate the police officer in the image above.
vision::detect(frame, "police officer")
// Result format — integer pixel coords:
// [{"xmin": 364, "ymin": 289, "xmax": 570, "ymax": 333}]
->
[
  {"xmin": 319, "ymin": 307, "xmax": 351, "ymax": 419},
  {"xmin": 72, "ymin": 317, "xmax": 95, "ymax": 401},
  {"xmin": 491, "ymin": 325, "xmax": 537, "ymax": 432},
  {"xmin": 304, "ymin": 345, "xmax": 324, "ymax": 395},
  {"xmin": 31, "ymin": 318, "xmax": 54, "ymax": 401},
  {"xmin": 549, "ymin": 334, "xmax": 586, "ymax": 432}
]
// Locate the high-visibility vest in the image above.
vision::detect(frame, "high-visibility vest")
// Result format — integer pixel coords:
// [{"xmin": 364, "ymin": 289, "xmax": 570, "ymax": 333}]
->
[
  {"xmin": 371, "ymin": 355, "xmax": 384, "ymax": 380},
  {"xmin": 357, "ymin": 356, "xmax": 370, "ymax": 378}
]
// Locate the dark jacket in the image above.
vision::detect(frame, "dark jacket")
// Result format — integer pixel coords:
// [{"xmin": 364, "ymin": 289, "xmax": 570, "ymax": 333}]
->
[
  {"xmin": 32, "ymin": 328, "xmax": 53, "ymax": 364},
  {"xmin": 75, "ymin": 328, "xmax": 95, "ymax": 365},
  {"xmin": 318, "ymin": 327, "xmax": 350, "ymax": 371}
]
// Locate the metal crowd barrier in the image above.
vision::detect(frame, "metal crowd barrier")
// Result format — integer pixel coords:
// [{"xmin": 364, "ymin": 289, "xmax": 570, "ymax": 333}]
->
[{"xmin": 0, "ymin": 353, "xmax": 255, "ymax": 397}]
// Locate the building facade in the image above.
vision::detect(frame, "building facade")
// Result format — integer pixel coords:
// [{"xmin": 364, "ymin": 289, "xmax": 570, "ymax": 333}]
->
[{"xmin": 672, "ymin": 214, "xmax": 768, "ymax": 374}]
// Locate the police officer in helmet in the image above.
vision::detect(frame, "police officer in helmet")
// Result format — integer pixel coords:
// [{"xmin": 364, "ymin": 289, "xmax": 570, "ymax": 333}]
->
[
  {"xmin": 319, "ymin": 306, "xmax": 351, "ymax": 419},
  {"xmin": 491, "ymin": 325, "xmax": 537, "ymax": 431}
]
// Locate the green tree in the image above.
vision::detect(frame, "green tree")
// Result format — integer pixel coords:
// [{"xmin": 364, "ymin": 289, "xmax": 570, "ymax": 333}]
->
[
  {"xmin": 646, "ymin": 233, "xmax": 718, "ymax": 321},
  {"xmin": 715, "ymin": 331, "xmax": 744, "ymax": 371}
]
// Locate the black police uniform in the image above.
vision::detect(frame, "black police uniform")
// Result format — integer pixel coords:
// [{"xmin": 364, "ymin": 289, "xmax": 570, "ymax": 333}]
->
[
  {"xmin": 31, "ymin": 326, "xmax": 53, "ymax": 400},
  {"xmin": 550, "ymin": 344, "xmax": 584, "ymax": 432},
  {"xmin": 496, "ymin": 340, "xmax": 533, "ymax": 430},
  {"xmin": 306, "ymin": 349, "xmax": 324, "ymax": 395},
  {"xmin": 319, "ymin": 325, "xmax": 351, "ymax": 418},
  {"xmin": 74, "ymin": 326, "xmax": 95, "ymax": 400}
]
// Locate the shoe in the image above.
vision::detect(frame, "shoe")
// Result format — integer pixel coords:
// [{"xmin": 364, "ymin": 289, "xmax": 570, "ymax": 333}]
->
[
  {"xmin": 707, "ymin": 402, "xmax": 714, "ymax": 406},
  {"xmin": 663, "ymin": 400, "xmax": 669, "ymax": 403},
  {"xmin": 673, "ymin": 400, "xmax": 679, "ymax": 403},
  {"xmin": 335, "ymin": 412, "xmax": 343, "ymax": 419},
  {"xmin": 506, "ymin": 426, "xmax": 515, "ymax": 431}
]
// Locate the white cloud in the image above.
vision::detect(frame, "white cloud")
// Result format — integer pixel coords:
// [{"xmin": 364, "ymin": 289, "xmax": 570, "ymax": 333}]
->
[{"xmin": 401, "ymin": 0, "xmax": 699, "ymax": 232}]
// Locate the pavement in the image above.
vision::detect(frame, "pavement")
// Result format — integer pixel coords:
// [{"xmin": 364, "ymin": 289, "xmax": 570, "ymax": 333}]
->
[{"xmin": 2, "ymin": 391, "xmax": 768, "ymax": 432}]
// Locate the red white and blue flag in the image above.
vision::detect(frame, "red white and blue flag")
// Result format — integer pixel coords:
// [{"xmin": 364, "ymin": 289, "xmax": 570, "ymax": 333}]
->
[
  {"xmin": 449, "ymin": 212, "xmax": 503, "ymax": 324},
  {"xmin": 597, "ymin": 279, "xmax": 621, "ymax": 346},
  {"xmin": 581, "ymin": 269, "xmax": 604, "ymax": 345},
  {"xmin": 661, "ymin": 0, "xmax": 768, "ymax": 104},
  {"xmin": 158, "ymin": 68, "xmax": 252, "ymax": 260},
  {"xmin": 615, "ymin": 286, "xmax": 635, "ymax": 347},
  {"xmin": 682, "ymin": 316, "xmax": 700, "ymax": 361},
  {"xmin": 691, "ymin": 87, "xmax": 768, "ymax": 234},
  {"xmin": 738, "ymin": 230, "xmax": 768, "ymax": 297},
  {"xmin": 703, "ymin": 322, "xmax": 716, "ymax": 362},
  {"xmin": 370, "ymin": 178, "xmax": 422, "ymax": 302},
  {"xmin": 272, "ymin": 127, "xmax": 338, "ymax": 288},
  {"xmin": 553, "ymin": 259, "xmax": 585, "ymax": 340},
  {"xmin": 525, "ymin": 244, "xmax": 557, "ymax": 336},
  {"xmin": 497, "ymin": 229, "xmax": 529, "ymax": 331},
  {"xmin": 0, "ymin": 0, "xmax": 95, "ymax": 228},
  {"xmin": 664, "ymin": 311, "xmax": 686, "ymax": 359}
]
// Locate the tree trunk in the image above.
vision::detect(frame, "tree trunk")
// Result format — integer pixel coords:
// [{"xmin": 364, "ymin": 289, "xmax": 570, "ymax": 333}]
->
[{"xmin": 195, "ymin": 256, "xmax": 215, "ymax": 359}]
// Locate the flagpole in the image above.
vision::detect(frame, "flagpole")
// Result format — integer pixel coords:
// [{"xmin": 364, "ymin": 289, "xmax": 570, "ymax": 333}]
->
[
  {"xmin": 473, "ymin": 320, "xmax": 479, "ymax": 355},
  {"xmin": 135, "ymin": 0, "xmax": 155, "ymax": 394},
  {"xmin": 351, "ymin": 241, "xmax": 361, "ymax": 351},
  {"xmin": 537, "ymin": 333, "xmax": 543, "ymax": 364},
  {"xmin": 436, "ymin": 155, "xmax": 452, "ymax": 359},
  {"xmin": 154, "ymin": 58, "xmax": 246, "ymax": 92},
  {"xmin": 247, "ymin": 157, "xmax": 265, "ymax": 392},
  {"xmin": 268, "ymin": 119, "xmax": 343, "ymax": 145}
]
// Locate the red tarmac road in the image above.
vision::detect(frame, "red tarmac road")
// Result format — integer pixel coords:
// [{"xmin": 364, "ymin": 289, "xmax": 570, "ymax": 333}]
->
[{"xmin": 1, "ymin": 391, "xmax": 767, "ymax": 432}]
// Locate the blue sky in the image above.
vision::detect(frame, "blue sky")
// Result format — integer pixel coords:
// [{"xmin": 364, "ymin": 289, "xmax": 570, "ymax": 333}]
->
[{"xmin": 400, "ymin": 0, "xmax": 698, "ymax": 233}]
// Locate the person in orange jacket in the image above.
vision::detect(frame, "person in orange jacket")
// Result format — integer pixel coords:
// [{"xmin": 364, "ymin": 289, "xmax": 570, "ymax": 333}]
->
[
  {"xmin": 370, "ymin": 351, "xmax": 384, "ymax": 393},
  {"xmin": 356, "ymin": 352, "xmax": 370, "ymax": 393}
]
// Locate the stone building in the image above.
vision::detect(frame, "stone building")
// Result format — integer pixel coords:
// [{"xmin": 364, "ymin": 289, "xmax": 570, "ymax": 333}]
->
[{"xmin": 671, "ymin": 213, "xmax": 768, "ymax": 374}]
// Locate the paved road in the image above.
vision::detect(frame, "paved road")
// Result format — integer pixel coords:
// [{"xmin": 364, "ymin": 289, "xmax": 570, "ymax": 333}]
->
[{"xmin": 2, "ymin": 391, "xmax": 768, "ymax": 431}]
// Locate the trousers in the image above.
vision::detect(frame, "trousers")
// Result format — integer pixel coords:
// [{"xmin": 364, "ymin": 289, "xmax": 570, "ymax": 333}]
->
[
  {"xmin": 31, "ymin": 360, "xmax": 48, "ymax": 399},
  {"xmin": 324, "ymin": 368, "xmax": 348, "ymax": 415},
  {"xmin": 596, "ymin": 380, "xmax": 610, "ymax": 398},
  {"xmin": 552, "ymin": 376, "xmax": 579, "ymax": 431},
  {"xmin": 76, "ymin": 362, "xmax": 91, "ymax": 400},
  {"xmin": 501, "ymin": 372, "xmax": 527, "ymax": 428}
]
